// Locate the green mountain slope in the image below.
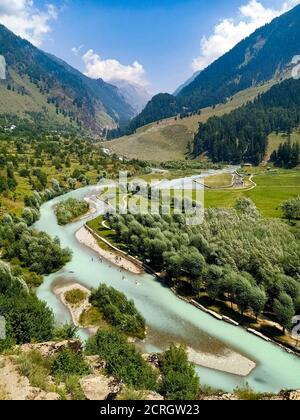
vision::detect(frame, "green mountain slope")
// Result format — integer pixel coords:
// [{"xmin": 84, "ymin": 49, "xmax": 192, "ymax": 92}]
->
[
  {"xmin": 194, "ymin": 77, "xmax": 300, "ymax": 164},
  {"xmin": 126, "ymin": 4, "xmax": 300, "ymax": 134},
  {"xmin": 0, "ymin": 24, "xmax": 134, "ymax": 133}
]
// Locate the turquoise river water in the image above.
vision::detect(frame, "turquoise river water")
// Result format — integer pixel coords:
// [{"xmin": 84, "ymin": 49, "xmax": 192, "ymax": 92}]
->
[{"xmin": 35, "ymin": 182, "xmax": 300, "ymax": 393}]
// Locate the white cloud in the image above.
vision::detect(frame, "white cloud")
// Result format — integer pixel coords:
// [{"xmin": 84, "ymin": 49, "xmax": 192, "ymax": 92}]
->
[
  {"xmin": 82, "ymin": 49, "xmax": 147, "ymax": 86},
  {"xmin": 71, "ymin": 45, "xmax": 84, "ymax": 56},
  {"xmin": 192, "ymin": 0, "xmax": 300, "ymax": 71},
  {"xmin": 0, "ymin": 0, "xmax": 58, "ymax": 47}
]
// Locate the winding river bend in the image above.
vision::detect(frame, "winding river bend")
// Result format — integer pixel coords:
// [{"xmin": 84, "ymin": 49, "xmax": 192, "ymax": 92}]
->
[{"xmin": 36, "ymin": 175, "xmax": 300, "ymax": 393}]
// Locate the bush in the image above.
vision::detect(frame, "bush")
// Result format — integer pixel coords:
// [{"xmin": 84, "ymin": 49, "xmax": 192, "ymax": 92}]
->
[
  {"xmin": 65, "ymin": 289, "xmax": 87, "ymax": 306},
  {"xmin": 51, "ymin": 349, "xmax": 90, "ymax": 380},
  {"xmin": 17, "ymin": 350, "xmax": 51, "ymax": 390},
  {"xmin": 56, "ymin": 198, "xmax": 89, "ymax": 225},
  {"xmin": 90, "ymin": 284, "xmax": 146, "ymax": 339},
  {"xmin": 159, "ymin": 345, "xmax": 200, "ymax": 400},
  {"xmin": 0, "ymin": 294, "xmax": 54, "ymax": 349},
  {"xmin": 86, "ymin": 329, "xmax": 158, "ymax": 390}
]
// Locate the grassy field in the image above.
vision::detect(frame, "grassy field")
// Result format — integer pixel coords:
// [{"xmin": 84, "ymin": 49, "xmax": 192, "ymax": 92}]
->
[
  {"xmin": 205, "ymin": 173, "xmax": 233, "ymax": 188},
  {"xmin": 205, "ymin": 169, "xmax": 300, "ymax": 218},
  {"xmin": 104, "ymin": 81, "xmax": 275, "ymax": 162},
  {"xmin": 266, "ymin": 130, "xmax": 300, "ymax": 160},
  {"xmin": 92, "ymin": 167, "xmax": 300, "ymax": 220}
]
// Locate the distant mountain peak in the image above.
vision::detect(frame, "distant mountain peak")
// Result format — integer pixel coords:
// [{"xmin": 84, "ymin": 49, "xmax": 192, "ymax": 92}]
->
[{"xmin": 110, "ymin": 79, "xmax": 151, "ymax": 115}]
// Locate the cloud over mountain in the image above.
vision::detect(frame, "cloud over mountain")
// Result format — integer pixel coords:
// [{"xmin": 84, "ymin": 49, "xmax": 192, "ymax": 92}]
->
[
  {"xmin": 192, "ymin": 0, "xmax": 300, "ymax": 72},
  {"xmin": 82, "ymin": 49, "xmax": 147, "ymax": 87},
  {"xmin": 0, "ymin": 0, "xmax": 57, "ymax": 46}
]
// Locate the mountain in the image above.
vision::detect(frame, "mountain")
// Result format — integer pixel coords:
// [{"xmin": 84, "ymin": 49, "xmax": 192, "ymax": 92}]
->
[
  {"xmin": 126, "ymin": 93, "xmax": 183, "ymax": 134},
  {"xmin": 0, "ymin": 24, "xmax": 134, "ymax": 133},
  {"xmin": 173, "ymin": 71, "xmax": 201, "ymax": 96},
  {"xmin": 194, "ymin": 76, "xmax": 300, "ymax": 164},
  {"xmin": 127, "ymin": 4, "xmax": 300, "ymax": 134},
  {"xmin": 111, "ymin": 80, "xmax": 151, "ymax": 115}
]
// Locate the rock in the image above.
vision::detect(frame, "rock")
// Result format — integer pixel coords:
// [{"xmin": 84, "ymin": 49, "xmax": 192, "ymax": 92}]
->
[
  {"xmin": 276, "ymin": 390, "xmax": 300, "ymax": 400},
  {"xmin": 31, "ymin": 391, "xmax": 61, "ymax": 401},
  {"xmin": 289, "ymin": 390, "xmax": 300, "ymax": 400},
  {"xmin": 144, "ymin": 391, "xmax": 164, "ymax": 400},
  {"xmin": 222, "ymin": 316, "xmax": 239, "ymax": 326},
  {"xmin": 20, "ymin": 340, "xmax": 83, "ymax": 357},
  {"xmin": 200, "ymin": 393, "xmax": 238, "ymax": 400},
  {"xmin": 146, "ymin": 353, "xmax": 160, "ymax": 369},
  {"xmin": 85, "ymin": 355, "xmax": 106, "ymax": 373},
  {"xmin": 80, "ymin": 375, "xmax": 122, "ymax": 401},
  {"xmin": 0, "ymin": 356, "xmax": 61, "ymax": 401}
]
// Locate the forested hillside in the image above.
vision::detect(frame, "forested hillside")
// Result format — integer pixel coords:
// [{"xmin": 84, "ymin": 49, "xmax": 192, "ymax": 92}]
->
[
  {"xmin": 123, "ymin": 4, "xmax": 300, "ymax": 134},
  {"xmin": 0, "ymin": 24, "xmax": 134, "ymax": 133},
  {"xmin": 194, "ymin": 77, "xmax": 300, "ymax": 164}
]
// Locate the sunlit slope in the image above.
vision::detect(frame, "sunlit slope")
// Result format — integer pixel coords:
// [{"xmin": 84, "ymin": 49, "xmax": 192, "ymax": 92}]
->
[{"xmin": 105, "ymin": 82, "xmax": 274, "ymax": 162}]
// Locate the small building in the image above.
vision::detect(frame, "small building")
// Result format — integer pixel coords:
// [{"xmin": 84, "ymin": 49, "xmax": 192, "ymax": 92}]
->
[{"xmin": 242, "ymin": 163, "xmax": 253, "ymax": 168}]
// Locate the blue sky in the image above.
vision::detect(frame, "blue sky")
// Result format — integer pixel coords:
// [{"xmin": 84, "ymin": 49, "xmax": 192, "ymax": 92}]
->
[{"xmin": 0, "ymin": 0, "xmax": 298, "ymax": 93}]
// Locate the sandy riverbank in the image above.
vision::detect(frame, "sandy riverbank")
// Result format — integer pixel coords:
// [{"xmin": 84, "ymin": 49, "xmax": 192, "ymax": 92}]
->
[
  {"xmin": 79, "ymin": 198, "xmax": 97, "ymax": 220},
  {"xmin": 188, "ymin": 347, "xmax": 256, "ymax": 377},
  {"xmin": 53, "ymin": 281, "xmax": 97, "ymax": 334},
  {"xmin": 75, "ymin": 226, "xmax": 143, "ymax": 274},
  {"xmin": 52, "ymin": 279, "xmax": 256, "ymax": 377}
]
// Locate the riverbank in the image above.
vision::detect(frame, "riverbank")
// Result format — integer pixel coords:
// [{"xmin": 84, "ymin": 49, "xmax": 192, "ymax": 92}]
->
[
  {"xmin": 52, "ymin": 281, "xmax": 98, "ymax": 334},
  {"xmin": 52, "ymin": 276, "xmax": 256, "ymax": 377},
  {"xmin": 75, "ymin": 226, "xmax": 144, "ymax": 274},
  {"xmin": 187, "ymin": 347, "xmax": 255, "ymax": 377}
]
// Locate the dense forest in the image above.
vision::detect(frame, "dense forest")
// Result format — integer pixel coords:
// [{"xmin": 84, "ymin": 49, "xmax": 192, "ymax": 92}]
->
[
  {"xmin": 105, "ymin": 198, "xmax": 300, "ymax": 333},
  {"xmin": 271, "ymin": 140, "xmax": 300, "ymax": 168},
  {"xmin": 194, "ymin": 77, "xmax": 300, "ymax": 164}
]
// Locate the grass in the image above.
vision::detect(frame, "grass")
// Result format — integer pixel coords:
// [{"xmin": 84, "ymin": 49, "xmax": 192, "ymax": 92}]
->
[
  {"xmin": 17, "ymin": 350, "xmax": 52, "ymax": 391},
  {"xmin": 103, "ymin": 81, "xmax": 275, "ymax": 162},
  {"xmin": 0, "ymin": 384, "xmax": 8, "ymax": 400},
  {"xmin": 87, "ymin": 216, "xmax": 126, "ymax": 251},
  {"xmin": 65, "ymin": 289, "xmax": 87, "ymax": 306},
  {"xmin": 234, "ymin": 386, "xmax": 271, "ymax": 401},
  {"xmin": 106, "ymin": 124, "xmax": 192, "ymax": 162},
  {"xmin": 267, "ymin": 130, "xmax": 300, "ymax": 160},
  {"xmin": 205, "ymin": 169, "xmax": 300, "ymax": 218},
  {"xmin": 204, "ymin": 173, "xmax": 233, "ymax": 188},
  {"xmin": 79, "ymin": 306, "xmax": 109, "ymax": 328},
  {"xmin": 64, "ymin": 375, "xmax": 86, "ymax": 400},
  {"xmin": 117, "ymin": 387, "xmax": 148, "ymax": 400}
]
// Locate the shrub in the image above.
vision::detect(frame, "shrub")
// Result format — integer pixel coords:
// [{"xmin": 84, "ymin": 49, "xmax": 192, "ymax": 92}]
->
[
  {"xmin": 65, "ymin": 289, "xmax": 87, "ymax": 306},
  {"xmin": 56, "ymin": 198, "xmax": 89, "ymax": 225},
  {"xmin": 86, "ymin": 329, "xmax": 158, "ymax": 391},
  {"xmin": 51, "ymin": 349, "xmax": 90, "ymax": 380},
  {"xmin": 17, "ymin": 350, "xmax": 51, "ymax": 391},
  {"xmin": 90, "ymin": 284, "xmax": 146, "ymax": 339},
  {"xmin": 159, "ymin": 345, "xmax": 200, "ymax": 400}
]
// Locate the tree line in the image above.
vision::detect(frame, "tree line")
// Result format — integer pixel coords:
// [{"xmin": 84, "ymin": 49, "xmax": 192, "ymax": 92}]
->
[
  {"xmin": 194, "ymin": 77, "xmax": 300, "ymax": 164},
  {"xmin": 105, "ymin": 197, "xmax": 300, "ymax": 333}
]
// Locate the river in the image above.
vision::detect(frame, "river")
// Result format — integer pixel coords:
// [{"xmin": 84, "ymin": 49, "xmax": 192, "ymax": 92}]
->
[{"xmin": 35, "ymin": 172, "xmax": 300, "ymax": 394}]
